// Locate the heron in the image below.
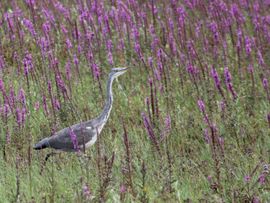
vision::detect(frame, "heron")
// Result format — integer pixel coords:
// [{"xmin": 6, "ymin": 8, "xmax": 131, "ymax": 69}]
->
[{"xmin": 34, "ymin": 67, "xmax": 128, "ymax": 153}]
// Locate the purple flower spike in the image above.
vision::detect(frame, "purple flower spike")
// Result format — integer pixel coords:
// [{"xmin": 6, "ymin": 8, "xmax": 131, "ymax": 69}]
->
[
  {"xmin": 141, "ymin": 112, "xmax": 159, "ymax": 151},
  {"xmin": 244, "ymin": 175, "xmax": 251, "ymax": 183},
  {"xmin": 0, "ymin": 54, "xmax": 5, "ymax": 69},
  {"xmin": 224, "ymin": 67, "xmax": 231, "ymax": 83},
  {"xmin": 16, "ymin": 107, "xmax": 22, "ymax": 127},
  {"xmin": 91, "ymin": 63, "xmax": 100, "ymax": 80},
  {"xmin": 22, "ymin": 18, "xmax": 36, "ymax": 37},
  {"xmin": 82, "ymin": 184, "xmax": 91, "ymax": 200},
  {"xmin": 258, "ymin": 174, "xmax": 265, "ymax": 185},
  {"xmin": 197, "ymin": 99, "xmax": 205, "ymax": 113},
  {"xmin": 0, "ymin": 79, "xmax": 4, "ymax": 92},
  {"xmin": 148, "ymin": 57, "xmax": 153, "ymax": 68},
  {"xmin": 6, "ymin": 131, "xmax": 10, "ymax": 144},
  {"xmin": 23, "ymin": 52, "xmax": 33, "ymax": 76},
  {"xmin": 204, "ymin": 128, "xmax": 210, "ymax": 143},
  {"xmin": 65, "ymin": 60, "xmax": 71, "ymax": 80},
  {"xmin": 165, "ymin": 115, "xmax": 171, "ymax": 132},
  {"xmin": 245, "ymin": 36, "xmax": 252, "ymax": 56},
  {"xmin": 119, "ymin": 184, "xmax": 127, "ymax": 193},
  {"xmin": 18, "ymin": 88, "xmax": 26, "ymax": 106},
  {"xmin": 252, "ymin": 196, "xmax": 260, "ymax": 203},
  {"xmin": 257, "ymin": 50, "xmax": 265, "ymax": 66},
  {"xmin": 34, "ymin": 101, "xmax": 40, "ymax": 111},
  {"xmin": 66, "ymin": 38, "xmax": 72, "ymax": 49},
  {"xmin": 211, "ymin": 67, "xmax": 221, "ymax": 90},
  {"xmin": 262, "ymin": 78, "xmax": 268, "ymax": 89},
  {"xmin": 69, "ymin": 128, "xmax": 79, "ymax": 151}
]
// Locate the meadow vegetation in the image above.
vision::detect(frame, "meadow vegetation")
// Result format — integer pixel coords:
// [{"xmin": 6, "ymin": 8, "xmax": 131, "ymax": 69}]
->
[{"xmin": 0, "ymin": 0, "xmax": 269, "ymax": 202}]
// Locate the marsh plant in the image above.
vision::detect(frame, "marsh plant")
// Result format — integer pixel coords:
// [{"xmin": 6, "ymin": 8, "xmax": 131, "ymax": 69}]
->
[{"xmin": 0, "ymin": 0, "xmax": 269, "ymax": 202}]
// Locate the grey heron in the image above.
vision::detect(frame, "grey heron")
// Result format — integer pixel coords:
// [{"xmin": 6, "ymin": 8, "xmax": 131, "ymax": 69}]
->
[{"xmin": 34, "ymin": 67, "xmax": 128, "ymax": 152}]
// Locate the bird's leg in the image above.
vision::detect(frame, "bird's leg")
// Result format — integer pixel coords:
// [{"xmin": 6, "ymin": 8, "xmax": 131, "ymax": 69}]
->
[
  {"xmin": 45, "ymin": 152, "xmax": 57, "ymax": 161},
  {"xmin": 40, "ymin": 152, "xmax": 58, "ymax": 175}
]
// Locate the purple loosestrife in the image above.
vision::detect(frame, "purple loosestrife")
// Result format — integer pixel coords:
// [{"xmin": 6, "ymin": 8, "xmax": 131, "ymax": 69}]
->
[
  {"xmin": 34, "ymin": 101, "xmax": 40, "ymax": 111},
  {"xmin": 23, "ymin": 52, "xmax": 33, "ymax": 77},
  {"xmin": 161, "ymin": 114, "xmax": 171, "ymax": 141},
  {"xmin": 177, "ymin": 6, "xmax": 186, "ymax": 28},
  {"xmin": 141, "ymin": 112, "xmax": 160, "ymax": 152},
  {"xmin": 69, "ymin": 128, "xmax": 79, "ymax": 151},
  {"xmin": 224, "ymin": 67, "xmax": 237, "ymax": 100},
  {"xmin": 262, "ymin": 78, "xmax": 269, "ymax": 91},
  {"xmin": 42, "ymin": 21, "xmax": 51, "ymax": 36},
  {"xmin": 91, "ymin": 63, "xmax": 100, "ymax": 80},
  {"xmin": 168, "ymin": 33, "xmax": 177, "ymax": 56},
  {"xmin": 0, "ymin": 79, "xmax": 4, "ymax": 92},
  {"xmin": 39, "ymin": 37, "xmax": 49, "ymax": 57},
  {"xmin": 244, "ymin": 36, "xmax": 252, "ymax": 57},
  {"xmin": 60, "ymin": 24, "xmax": 68, "ymax": 35},
  {"xmin": 135, "ymin": 42, "xmax": 144, "ymax": 62},
  {"xmin": 211, "ymin": 66, "xmax": 225, "ymax": 100},
  {"xmin": 53, "ymin": 98, "xmax": 61, "ymax": 111},
  {"xmin": 73, "ymin": 54, "xmax": 80, "ymax": 75},
  {"xmin": 244, "ymin": 175, "xmax": 251, "ymax": 183},
  {"xmin": 145, "ymin": 97, "xmax": 152, "ymax": 123},
  {"xmin": 21, "ymin": 107, "xmax": 26, "ymax": 126},
  {"xmin": 56, "ymin": 74, "xmax": 67, "ymax": 95},
  {"xmin": 54, "ymin": 2, "xmax": 70, "ymax": 19},
  {"xmin": 16, "ymin": 107, "xmax": 22, "ymax": 128},
  {"xmin": 9, "ymin": 86, "xmax": 15, "ymax": 108},
  {"xmin": 165, "ymin": 114, "xmax": 171, "ymax": 132},
  {"xmin": 18, "ymin": 88, "xmax": 26, "ymax": 106},
  {"xmin": 204, "ymin": 128, "xmax": 210, "ymax": 144},
  {"xmin": 148, "ymin": 57, "xmax": 153, "ymax": 68},
  {"xmin": 262, "ymin": 78, "xmax": 270, "ymax": 102},
  {"xmin": 66, "ymin": 38, "xmax": 72, "ymax": 49},
  {"xmin": 65, "ymin": 60, "xmax": 71, "ymax": 80},
  {"xmin": 6, "ymin": 131, "xmax": 10, "ymax": 144},
  {"xmin": 231, "ymin": 4, "xmax": 245, "ymax": 24},
  {"xmin": 47, "ymin": 80, "xmax": 52, "ymax": 93},
  {"xmin": 236, "ymin": 27, "xmax": 242, "ymax": 50},
  {"xmin": 82, "ymin": 184, "xmax": 92, "ymax": 200},
  {"xmin": 252, "ymin": 197, "xmax": 260, "ymax": 203},
  {"xmin": 119, "ymin": 184, "xmax": 127, "ymax": 193},
  {"xmin": 209, "ymin": 21, "xmax": 219, "ymax": 44},
  {"xmin": 258, "ymin": 174, "xmax": 265, "ymax": 185},
  {"xmin": 42, "ymin": 94, "xmax": 48, "ymax": 115},
  {"xmin": 4, "ymin": 103, "xmax": 9, "ymax": 120},
  {"xmin": 107, "ymin": 52, "xmax": 114, "ymax": 65},
  {"xmin": 0, "ymin": 54, "xmax": 5, "ymax": 69},
  {"xmin": 257, "ymin": 50, "xmax": 265, "ymax": 66},
  {"xmin": 197, "ymin": 99, "xmax": 210, "ymax": 126},
  {"xmin": 42, "ymin": 8, "xmax": 55, "ymax": 25},
  {"xmin": 106, "ymin": 40, "xmax": 114, "ymax": 65},
  {"xmin": 22, "ymin": 18, "xmax": 36, "ymax": 37}
]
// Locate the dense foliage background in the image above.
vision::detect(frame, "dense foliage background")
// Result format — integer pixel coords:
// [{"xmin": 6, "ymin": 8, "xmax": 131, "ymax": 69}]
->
[{"xmin": 0, "ymin": 0, "xmax": 269, "ymax": 202}]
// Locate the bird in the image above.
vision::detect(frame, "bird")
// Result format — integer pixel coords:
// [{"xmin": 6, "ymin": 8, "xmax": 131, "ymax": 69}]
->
[{"xmin": 34, "ymin": 67, "xmax": 128, "ymax": 152}]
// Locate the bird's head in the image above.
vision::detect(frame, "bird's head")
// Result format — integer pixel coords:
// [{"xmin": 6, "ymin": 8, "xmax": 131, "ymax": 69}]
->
[{"xmin": 110, "ymin": 67, "xmax": 128, "ymax": 78}]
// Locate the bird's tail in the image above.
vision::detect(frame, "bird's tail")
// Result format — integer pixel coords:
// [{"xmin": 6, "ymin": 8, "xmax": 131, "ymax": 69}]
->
[{"xmin": 33, "ymin": 138, "xmax": 49, "ymax": 150}]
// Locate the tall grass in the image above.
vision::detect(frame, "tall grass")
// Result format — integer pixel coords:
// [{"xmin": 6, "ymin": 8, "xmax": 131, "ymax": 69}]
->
[{"xmin": 0, "ymin": 0, "xmax": 269, "ymax": 202}]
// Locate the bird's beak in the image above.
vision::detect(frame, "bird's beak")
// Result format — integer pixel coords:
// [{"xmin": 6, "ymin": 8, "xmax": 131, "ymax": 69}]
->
[
  {"xmin": 119, "ymin": 67, "xmax": 128, "ymax": 73},
  {"xmin": 112, "ymin": 67, "xmax": 128, "ymax": 76},
  {"xmin": 112, "ymin": 67, "xmax": 128, "ymax": 72}
]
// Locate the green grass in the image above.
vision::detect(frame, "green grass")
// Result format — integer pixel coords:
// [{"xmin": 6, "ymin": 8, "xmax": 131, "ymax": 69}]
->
[{"xmin": 0, "ymin": 1, "xmax": 270, "ymax": 202}]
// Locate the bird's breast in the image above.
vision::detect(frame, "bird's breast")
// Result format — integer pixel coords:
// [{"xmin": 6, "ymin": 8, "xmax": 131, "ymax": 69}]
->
[{"xmin": 84, "ymin": 134, "xmax": 97, "ymax": 148}]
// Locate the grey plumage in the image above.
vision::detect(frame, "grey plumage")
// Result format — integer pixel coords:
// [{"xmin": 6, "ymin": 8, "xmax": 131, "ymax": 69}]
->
[{"xmin": 34, "ymin": 67, "xmax": 128, "ymax": 152}]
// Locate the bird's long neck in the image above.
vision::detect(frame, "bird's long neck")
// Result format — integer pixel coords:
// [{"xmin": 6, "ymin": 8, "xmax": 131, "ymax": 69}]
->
[{"xmin": 97, "ymin": 74, "xmax": 115, "ymax": 123}]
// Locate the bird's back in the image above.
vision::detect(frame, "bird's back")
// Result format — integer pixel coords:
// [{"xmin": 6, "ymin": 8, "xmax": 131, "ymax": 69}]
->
[{"xmin": 34, "ymin": 119, "xmax": 100, "ymax": 152}]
